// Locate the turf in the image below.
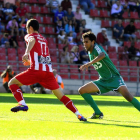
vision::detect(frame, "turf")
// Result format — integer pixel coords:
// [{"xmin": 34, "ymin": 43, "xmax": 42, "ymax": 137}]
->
[{"xmin": 0, "ymin": 93, "xmax": 140, "ymax": 140}]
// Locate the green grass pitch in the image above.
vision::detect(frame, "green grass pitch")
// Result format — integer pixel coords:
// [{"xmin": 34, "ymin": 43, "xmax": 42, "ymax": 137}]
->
[{"xmin": 0, "ymin": 93, "xmax": 140, "ymax": 140}]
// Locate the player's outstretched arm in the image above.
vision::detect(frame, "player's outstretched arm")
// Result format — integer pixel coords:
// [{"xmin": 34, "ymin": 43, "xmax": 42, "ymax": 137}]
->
[
  {"xmin": 22, "ymin": 37, "xmax": 35, "ymax": 63},
  {"xmin": 80, "ymin": 52, "xmax": 105, "ymax": 71}
]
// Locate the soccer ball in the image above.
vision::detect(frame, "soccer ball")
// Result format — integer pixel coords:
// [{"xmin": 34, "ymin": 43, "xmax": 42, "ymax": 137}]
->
[{"xmin": 23, "ymin": 59, "xmax": 30, "ymax": 66}]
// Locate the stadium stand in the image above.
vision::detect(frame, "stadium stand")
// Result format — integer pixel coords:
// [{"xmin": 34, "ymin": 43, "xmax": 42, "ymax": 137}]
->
[
  {"xmin": 0, "ymin": 0, "xmax": 140, "ymax": 83},
  {"xmin": 129, "ymin": 60, "xmax": 138, "ymax": 82}
]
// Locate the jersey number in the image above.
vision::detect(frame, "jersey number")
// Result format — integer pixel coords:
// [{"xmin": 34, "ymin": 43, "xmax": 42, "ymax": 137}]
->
[
  {"xmin": 38, "ymin": 40, "xmax": 47, "ymax": 55},
  {"xmin": 93, "ymin": 62, "xmax": 102, "ymax": 70}
]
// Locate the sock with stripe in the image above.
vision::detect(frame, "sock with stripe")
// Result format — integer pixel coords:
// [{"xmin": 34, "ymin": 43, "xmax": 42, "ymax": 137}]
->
[
  {"xmin": 9, "ymin": 84, "xmax": 27, "ymax": 106},
  {"xmin": 81, "ymin": 93, "xmax": 101, "ymax": 115},
  {"xmin": 60, "ymin": 95, "xmax": 81, "ymax": 116},
  {"xmin": 130, "ymin": 97, "xmax": 140, "ymax": 111}
]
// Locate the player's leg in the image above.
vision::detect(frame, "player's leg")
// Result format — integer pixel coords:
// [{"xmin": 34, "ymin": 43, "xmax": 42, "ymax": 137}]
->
[
  {"xmin": 40, "ymin": 72, "xmax": 87, "ymax": 121},
  {"xmin": 78, "ymin": 82, "xmax": 103, "ymax": 118},
  {"xmin": 118, "ymin": 86, "xmax": 140, "ymax": 111},
  {"xmin": 52, "ymin": 88, "xmax": 87, "ymax": 121},
  {"xmin": 8, "ymin": 77, "xmax": 28, "ymax": 112},
  {"xmin": 8, "ymin": 70, "xmax": 38, "ymax": 112}
]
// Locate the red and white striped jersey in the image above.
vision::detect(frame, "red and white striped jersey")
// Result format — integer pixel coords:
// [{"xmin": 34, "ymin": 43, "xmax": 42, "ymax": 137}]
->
[{"xmin": 24, "ymin": 33, "xmax": 52, "ymax": 72}]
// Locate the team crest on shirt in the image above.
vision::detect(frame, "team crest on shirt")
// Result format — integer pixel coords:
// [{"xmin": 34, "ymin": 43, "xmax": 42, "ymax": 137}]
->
[{"xmin": 38, "ymin": 55, "xmax": 51, "ymax": 64}]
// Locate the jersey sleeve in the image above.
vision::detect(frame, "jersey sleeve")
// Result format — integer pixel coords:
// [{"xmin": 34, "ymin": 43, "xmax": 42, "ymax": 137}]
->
[
  {"xmin": 94, "ymin": 44, "xmax": 106, "ymax": 56},
  {"xmin": 24, "ymin": 34, "xmax": 34, "ymax": 43}
]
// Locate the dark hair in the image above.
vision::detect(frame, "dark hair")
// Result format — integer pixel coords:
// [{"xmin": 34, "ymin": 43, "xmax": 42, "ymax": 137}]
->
[
  {"xmin": 4, "ymin": 33, "xmax": 9, "ymax": 37},
  {"xmin": 130, "ymin": 19, "xmax": 134, "ymax": 23},
  {"xmin": 131, "ymin": 45, "xmax": 134, "ymax": 48},
  {"xmin": 26, "ymin": 19, "xmax": 39, "ymax": 31},
  {"xmin": 82, "ymin": 31, "xmax": 96, "ymax": 42}
]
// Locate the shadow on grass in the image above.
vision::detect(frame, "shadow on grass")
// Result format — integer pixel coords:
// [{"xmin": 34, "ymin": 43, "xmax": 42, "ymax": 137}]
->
[
  {"xmin": 103, "ymin": 119, "xmax": 140, "ymax": 124},
  {"xmin": 0, "ymin": 95, "xmax": 135, "ymax": 107},
  {"xmin": 82, "ymin": 121, "xmax": 140, "ymax": 128}
]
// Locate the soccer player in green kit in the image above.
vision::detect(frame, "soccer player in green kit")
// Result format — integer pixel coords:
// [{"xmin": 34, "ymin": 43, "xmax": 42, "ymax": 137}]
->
[{"xmin": 79, "ymin": 31, "xmax": 140, "ymax": 119}]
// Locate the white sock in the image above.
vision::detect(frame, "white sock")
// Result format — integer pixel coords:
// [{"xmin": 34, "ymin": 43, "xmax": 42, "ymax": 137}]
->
[
  {"xmin": 75, "ymin": 111, "xmax": 81, "ymax": 117},
  {"xmin": 18, "ymin": 100, "xmax": 27, "ymax": 106}
]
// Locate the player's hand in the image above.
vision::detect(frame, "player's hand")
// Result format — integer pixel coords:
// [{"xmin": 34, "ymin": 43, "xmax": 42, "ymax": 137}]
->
[
  {"xmin": 22, "ymin": 53, "xmax": 29, "ymax": 63},
  {"xmin": 79, "ymin": 62, "xmax": 92, "ymax": 71}
]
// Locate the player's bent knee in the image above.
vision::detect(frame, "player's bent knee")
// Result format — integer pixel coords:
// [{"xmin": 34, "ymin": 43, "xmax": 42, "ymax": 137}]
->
[
  {"xmin": 78, "ymin": 87, "xmax": 85, "ymax": 94},
  {"xmin": 78, "ymin": 87, "xmax": 82, "ymax": 94},
  {"xmin": 8, "ymin": 78, "xmax": 22, "ymax": 87},
  {"xmin": 8, "ymin": 79, "xmax": 13, "ymax": 87},
  {"xmin": 52, "ymin": 88, "xmax": 64, "ymax": 100}
]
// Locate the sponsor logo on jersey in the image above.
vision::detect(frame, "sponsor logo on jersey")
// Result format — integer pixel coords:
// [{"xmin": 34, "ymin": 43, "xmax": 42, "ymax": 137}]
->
[
  {"xmin": 95, "ymin": 45, "xmax": 102, "ymax": 54},
  {"xmin": 38, "ymin": 55, "xmax": 51, "ymax": 64}
]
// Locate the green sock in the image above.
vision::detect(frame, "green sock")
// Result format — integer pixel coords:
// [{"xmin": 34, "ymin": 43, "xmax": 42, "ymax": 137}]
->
[
  {"xmin": 130, "ymin": 97, "xmax": 140, "ymax": 111},
  {"xmin": 81, "ymin": 93, "xmax": 101, "ymax": 114}
]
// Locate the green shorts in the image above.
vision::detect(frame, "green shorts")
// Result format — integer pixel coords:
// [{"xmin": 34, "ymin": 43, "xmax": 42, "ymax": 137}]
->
[{"xmin": 93, "ymin": 75, "xmax": 126, "ymax": 94}]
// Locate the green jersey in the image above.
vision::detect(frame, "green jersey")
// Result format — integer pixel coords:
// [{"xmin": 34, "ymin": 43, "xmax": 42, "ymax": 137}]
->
[{"xmin": 88, "ymin": 43, "xmax": 120, "ymax": 80}]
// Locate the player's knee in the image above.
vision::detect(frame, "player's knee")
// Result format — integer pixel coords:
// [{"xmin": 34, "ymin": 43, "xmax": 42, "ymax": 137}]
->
[
  {"xmin": 8, "ymin": 78, "xmax": 16, "ymax": 87},
  {"xmin": 8, "ymin": 80, "xmax": 12, "ymax": 87},
  {"xmin": 78, "ymin": 87, "xmax": 84, "ymax": 94}
]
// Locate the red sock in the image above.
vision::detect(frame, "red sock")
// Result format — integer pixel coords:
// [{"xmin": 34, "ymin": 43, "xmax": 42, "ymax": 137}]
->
[
  {"xmin": 9, "ymin": 84, "xmax": 24, "ymax": 102},
  {"xmin": 60, "ymin": 95, "xmax": 78, "ymax": 113}
]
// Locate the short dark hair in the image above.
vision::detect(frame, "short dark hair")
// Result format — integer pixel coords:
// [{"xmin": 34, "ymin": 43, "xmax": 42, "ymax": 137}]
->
[
  {"xmin": 4, "ymin": 33, "xmax": 9, "ymax": 37},
  {"xmin": 26, "ymin": 19, "xmax": 39, "ymax": 31},
  {"xmin": 82, "ymin": 31, "xmax": 96, "ymax": 42},
  {"xmin": 130, "ymin": 19, "xmax": 134, "ymax": 23}
]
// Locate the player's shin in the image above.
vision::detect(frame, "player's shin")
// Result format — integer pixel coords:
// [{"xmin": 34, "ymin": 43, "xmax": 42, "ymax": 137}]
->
[
  {"xmin": 9, "ymin": 84, "xmax": 27, "ymax": 106},
  {"xmin": 81, "ymin": 93, "xmax": 101, "ymax": 115},
  {"xmin": 60, "ymin": 95, "xmax": 87, "ymax": 121},
  {"xmin": 130, "ymin": 97, "xmax": 140, "ymax": 111},
  {"xmin": 60, "ymin": 95, "xmax": 80, "ymax": 116}
]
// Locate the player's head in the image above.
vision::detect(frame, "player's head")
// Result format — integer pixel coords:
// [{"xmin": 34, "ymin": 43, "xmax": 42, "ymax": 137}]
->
[
  {"xmin": 130, "ymin": 19, "xmax": 134, "ymax": 26},
  {"xmin": 71, "ymin": 45, "xmax": 79, "ymax": 52},
  {"xmin": 118, "ymin": 19, "xmax": 122, "ymax": 25},
  {"xmin": 7, "ymin": 65, "xmax": 12, "ymax": 72},
  {"xmin": 82, "ymin": 31, "xmax": 96, "ymax": 51},
  {"xmin": 26, "ymin": 19, "xmax": 39, "ymax": 34},
  {"xmin": 116, "ymin": 0, "xmax": 120, "ymax": 6},
  {"xmin": 101, "ymin": 28, "xmax": 106, "ymax": 34}
]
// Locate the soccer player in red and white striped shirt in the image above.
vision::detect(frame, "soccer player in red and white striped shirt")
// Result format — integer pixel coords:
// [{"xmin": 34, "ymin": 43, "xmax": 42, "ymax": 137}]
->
[{"xmin": 8, "ymin": 19, "xmax": 86, "ymax": 121}]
